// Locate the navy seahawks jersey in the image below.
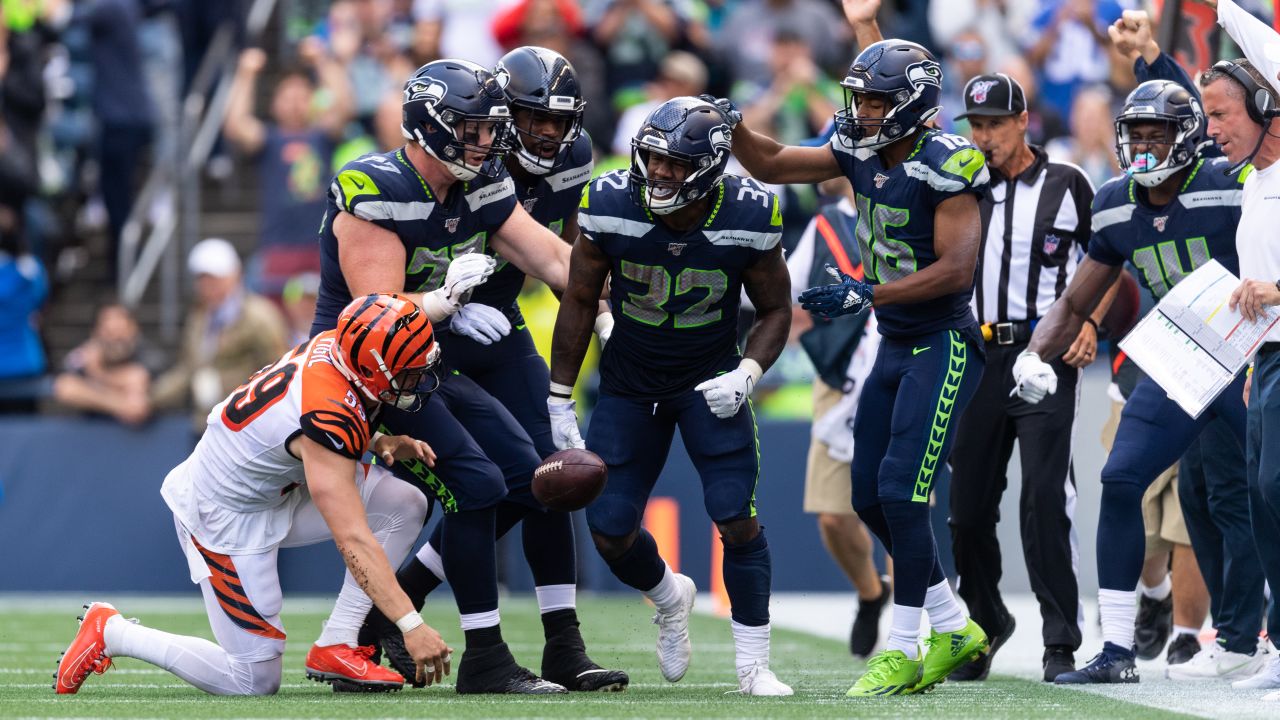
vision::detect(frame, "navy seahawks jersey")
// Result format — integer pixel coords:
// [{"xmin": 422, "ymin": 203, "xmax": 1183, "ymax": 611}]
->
[
  {"xmin": 579, "ymin": 171, "xmax": 782, "ymax": 400},
  {"xmin": 828, "ymin": 128, "xmax": 990, "ymax": 338},
  {"xmin": 471, "ymin": 131, "xmax": 595, "ymax": 313},
  {"xmin": 1088, "ymin": 156, "xmax": 1243, "ymax": 301},
  {"xmin": 311, "ymin": 147, "xmax": 518, "ymax": 334}
]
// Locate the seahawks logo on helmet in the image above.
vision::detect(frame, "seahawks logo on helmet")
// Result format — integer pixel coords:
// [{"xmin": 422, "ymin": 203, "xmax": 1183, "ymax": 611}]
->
[
  {"xmin": 906, "ymin": 61, "xmax": 943, "ymax": 90},
  {"xmin": 406, "ymin": 79, "xmax": 449, "ymax": 106},
  {"xmin": 709, "ymin": 124, "xmax": 732, "ymax": 156},
  {"xmin": 492, "ymin": 65, "xmax": 511, "ymax": 90}
]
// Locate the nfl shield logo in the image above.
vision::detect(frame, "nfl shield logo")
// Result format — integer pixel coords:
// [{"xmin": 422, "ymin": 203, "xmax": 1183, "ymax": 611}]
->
[
  {"xmin": 668, "ymin": 243, "xmax": 686, "ymax": 256},
  {"xmin": 523, "ymin": 197, "xmax": 538, "ymax": 214},
  {"xmin": 1043, "ymin": 234, "xmax": 1061, "ymax": 254},
  {"xmin": 874, "ymin": 173, "xmax": 890, "ymax": 189},
  {"xmin": 445, "ymin": 217, "xmax": 460, "ymax": 233},
  {"xmin": 1153, "ymin": 216, "xmax": 1168, "ymax": 232}
]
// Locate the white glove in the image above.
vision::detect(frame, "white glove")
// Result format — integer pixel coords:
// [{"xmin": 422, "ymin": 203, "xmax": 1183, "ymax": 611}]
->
[
  {"xmin": 594, "ymin": 312, "xmax": 615, "ymax": 349},
  {"xmin": 450, "ymin": 303, "xmax": 511, "ymax": 345},
  {"xmin": 418, "ymin": 252, "xmax": 497, "ymax": 321},
  {"xmin": 1011, "ymin": 350, "xmax": 1058, "ymax": 404},
  {"xmin": 547, "ymin": 396, "xmax": 586, "ymax": 450},
  {"xmin": 693, "ymin": 359, "xmax": 763, "ymax": 419}
]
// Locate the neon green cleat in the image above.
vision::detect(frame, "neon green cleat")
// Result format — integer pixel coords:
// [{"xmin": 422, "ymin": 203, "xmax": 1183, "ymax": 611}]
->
[
  {"xmin": 915, "ymin": 618, "xmax": 989, "ymax": 692},
  {"xmin": 845, "ymin": 649, "xmax": 924, "ymax": 697}
]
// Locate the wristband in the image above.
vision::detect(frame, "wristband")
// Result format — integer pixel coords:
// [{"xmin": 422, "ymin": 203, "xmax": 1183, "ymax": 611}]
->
[
  {"xmin": 395, "ymin": 611, "xmax": 424, "ymax": 634},
  {"xmin": 738, "ymin": 358, "xmax": 764, "ymax": 384},
  {"xmin": 1083, "ymin": 318, "xmax": 1098, "ymax": 331},
  {"xmin": 549, "ymin": 381, "xmax": 575, "ymax": 399},
  {"xmin": 371, "ymin": 431, "xmax": 386, "ymax": 445}
]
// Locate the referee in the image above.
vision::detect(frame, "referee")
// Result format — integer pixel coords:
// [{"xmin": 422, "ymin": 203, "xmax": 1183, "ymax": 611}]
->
[{"xmin": 945, "ymin": 74, "xmax": 1104, "ymax": 683}]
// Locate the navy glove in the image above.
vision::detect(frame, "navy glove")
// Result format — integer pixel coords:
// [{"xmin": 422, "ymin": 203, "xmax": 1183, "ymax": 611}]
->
[
  {"xmin": 697, "ymin": 94, "xmax": 742, "ymax": 128},
  {"xmin": 799, "ymin": 265, "xmax": 874, "ymax": 318}
]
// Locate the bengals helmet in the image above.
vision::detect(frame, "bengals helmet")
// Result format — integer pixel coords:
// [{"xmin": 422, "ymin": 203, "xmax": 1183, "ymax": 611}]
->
[{"xmin": 334, "ymin": 293, "xmax": 441, "ymax": 412}]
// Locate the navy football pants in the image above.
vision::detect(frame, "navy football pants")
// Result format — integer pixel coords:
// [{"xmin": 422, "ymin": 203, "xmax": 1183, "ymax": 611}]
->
[{"xmin": 1247, "ymin": 349, "xmax": 1280, "ymax": 649}]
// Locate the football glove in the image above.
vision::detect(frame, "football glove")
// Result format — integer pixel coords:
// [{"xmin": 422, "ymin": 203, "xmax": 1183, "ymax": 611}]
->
[
  {"xmin": 798, "ymin": 264, "xmax": 874, "ymax": 318},
  {"xmin": 418, "ymin": 252, "xmax": 496, "ymax": 321},
  {"xmin": 1011, "ymin": 350, "xmax": 1057, "ymax": 404},
  {"xmin": 697, "ymin": 94, "xmax": 742, "ymax": 128},
  {"xmin": 693, "ymin": 359, "xmax": 762, "ymax": 419},
  {"xmin": 450, "ymin": 303, "xmax": 511, "ymax": 345},
  {"xmin": 548, "ymin": 396, "xmax": 586, "ymax": 450}
]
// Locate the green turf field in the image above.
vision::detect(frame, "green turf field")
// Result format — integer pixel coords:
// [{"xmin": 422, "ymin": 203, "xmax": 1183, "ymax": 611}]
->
[{"xmin": 1, "ymin": 596, "xmax": 1195, "ymax": 719}]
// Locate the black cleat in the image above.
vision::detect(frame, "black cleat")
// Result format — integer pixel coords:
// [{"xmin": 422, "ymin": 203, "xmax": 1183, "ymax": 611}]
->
[
  {"xmin": 456, "ymin": 642, "xmax": 567, "ymax": 695},
  {"xmin": 541, "ymin": 627, "xmax": 629, "ymax": 691},
  {"xmin": 1134, "ymin": 593, "xmax": 1173, "ymax": 660},
  {"xmin": 850, "ymin": 579, "xmax": 891, "ymax": 658},
  {"xmin": 360, "ymin": 607, "xmax": 421, "ymax": 687},
  {"xmin": 949, "ymin": 615, "xmax": 1015, "ymax": 682},
  {"xmin": 1166, "ymin": 633, "xmax": 1201, "ymax": 665},
  {"xmin": 1054, "ymin": 643, "xmax": 1139, "ymax": 684},
  {"xmin": 1042, "ymin": 645, "xmax": 1075, "ymax": 682}
]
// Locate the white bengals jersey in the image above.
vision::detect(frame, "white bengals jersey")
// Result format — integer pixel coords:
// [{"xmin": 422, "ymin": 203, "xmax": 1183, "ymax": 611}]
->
[{"xmin": 161, "ymin": 331, "xmax": 375, "ymax": 554}]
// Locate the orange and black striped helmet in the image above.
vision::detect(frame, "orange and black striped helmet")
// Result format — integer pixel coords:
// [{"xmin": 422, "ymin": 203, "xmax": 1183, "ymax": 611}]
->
[{"xmin": 335, "ymin": 293, "xmax": 441, "ymax": 411}]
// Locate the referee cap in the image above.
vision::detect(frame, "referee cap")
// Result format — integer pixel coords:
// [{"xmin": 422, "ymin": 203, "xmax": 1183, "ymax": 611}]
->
[{"xmin": 955, "ymin": 73, "xmax": 1026, "ymax": 121}]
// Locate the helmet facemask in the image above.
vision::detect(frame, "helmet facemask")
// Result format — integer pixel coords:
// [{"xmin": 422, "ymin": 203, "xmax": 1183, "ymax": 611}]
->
[
  {"xmin": 835, "ymin": 85, "xmax": 940, "ymax": 150},
  {"xmin": 629, "ymin": 141, "xmax": 725, "ymax": 215},
  {"xmin": 369, "ymin": 343, "xmax": 442, "ymax": 413},
  {"xmin": 509, "ymin": 102, "xmax": 584, "ymax": 176},
  {"xmin": 1115, "ymin": 116, "xmax": 1196, "ymax": 188},
  {"xmin": 408, "ymin": 108, "xmax": 514, "ymax": 182}
]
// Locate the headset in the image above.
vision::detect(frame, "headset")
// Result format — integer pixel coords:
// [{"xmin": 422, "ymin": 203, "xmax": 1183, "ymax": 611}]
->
[
  {"xmin": 1211, "ymin": 59, "xmax": 1280, "ymax": 123},
  {"xmin": 1210, "ymin": 59, "xmax": 1280, "ymax": 173}
]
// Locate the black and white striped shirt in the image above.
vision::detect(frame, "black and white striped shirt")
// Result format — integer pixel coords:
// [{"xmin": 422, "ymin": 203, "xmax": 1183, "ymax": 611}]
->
[{"xmin": 973, "ymin": 145, "xmax": 1095, "ymax": 324}]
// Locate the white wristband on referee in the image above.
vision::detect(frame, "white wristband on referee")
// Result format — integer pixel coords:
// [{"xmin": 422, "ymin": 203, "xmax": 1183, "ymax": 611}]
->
[{"xmin": 395, "ymin": 611, "xmax": 425, "ymax": 634}]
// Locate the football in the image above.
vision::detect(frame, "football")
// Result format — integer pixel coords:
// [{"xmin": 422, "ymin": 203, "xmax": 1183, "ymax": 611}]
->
[{"xmin": 532, "ymin": 448, "xmax": 608, "ymax": 512}]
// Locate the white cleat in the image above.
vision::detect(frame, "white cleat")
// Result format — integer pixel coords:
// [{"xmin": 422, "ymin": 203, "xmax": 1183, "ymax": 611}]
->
[
  {"xmin": 652, "ymin": 573, "xmax": 696, "ymax": 682},
  {"xmin": 1232, "ymin": 645, "xmax": 1280, "ymax": 689},
  {"xmin": 737, "ymin": 662, "xmax": 793, "ymax": 696},
  {"xmin": 1167, "ymin": 642, "xmax": 1269, "ymax": 681}
]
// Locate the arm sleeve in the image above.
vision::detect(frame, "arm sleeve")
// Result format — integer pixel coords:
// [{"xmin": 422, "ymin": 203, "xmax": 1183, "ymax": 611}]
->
[
  {"xmin": 1135, "ymin": 51, "xmax": 1200, "ymax": 101},
  {"xmin": 1217, "ymin": 0, "xmax": 1280, "ymax": 96}
]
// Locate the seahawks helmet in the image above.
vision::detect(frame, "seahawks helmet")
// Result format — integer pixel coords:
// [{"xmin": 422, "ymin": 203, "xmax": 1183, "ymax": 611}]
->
[
  {"xmin": 493, "ymin": 46, "xmax": 586, "ymax": 176},
  {"xmin": 1115, "ymin": 79, "xmax": 1205, "ymax": 188},
  {"xmin": 629, "ymin": 97, "xmax": 732, "ymax": 215},
  {"xmin": 834, "ymin": 39, "xmax": 942, "ymax": 150},
  {"xmin": 401, "ymin": 60, "xmax": 512, "ymax": 181}
]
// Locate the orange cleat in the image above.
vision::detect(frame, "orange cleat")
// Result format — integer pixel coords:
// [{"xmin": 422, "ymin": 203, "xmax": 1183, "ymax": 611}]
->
[
  {"xmin": 305, "ymin": 643, "xmax": 405, "ymax": 692},
  {"xmin": 54, "ymin": 602, "xmax": 119, "ymax": 694}
]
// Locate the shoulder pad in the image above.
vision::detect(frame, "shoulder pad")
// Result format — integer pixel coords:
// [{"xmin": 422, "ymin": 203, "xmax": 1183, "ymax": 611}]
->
[
  {"xmin": 544, "ymin": 134, "xmax": 595, "ymax": 194},
  {"xmin": 580, "ymin": 170, "xmax": 646, "ymax": 237},
  {"xmin": 906, "ymin": 132, "xmax": 989, "ymax": 192}
]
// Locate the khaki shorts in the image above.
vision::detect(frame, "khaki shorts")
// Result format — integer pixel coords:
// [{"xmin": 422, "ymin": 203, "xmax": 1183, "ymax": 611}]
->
[
  {"xmin": 804, "ymin": 379, "xmax": 857, "ymax": 515},
  {"xmin": 1100, "ymin": 399, "xmax": 1189, "ymax": 556}
]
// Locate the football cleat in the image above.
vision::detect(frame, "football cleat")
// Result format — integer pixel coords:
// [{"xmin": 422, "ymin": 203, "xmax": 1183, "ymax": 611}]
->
[
  {"xmin": 737, "ymin": 662, "xmax": 793, "ymax": 696},
  {"xmin": 1166, "ymin": 633, "xmax": 1200, "ymax": 666},
  {"xmin": 54, "ymin": 602, "xmax": 119, "ymax": 694},
  {"xmin": 1167, "ymin": 640, "xmax": 1269, "ymax": 681},
  {"xmin": 850, "ymin": 579, "xmax": 890, "ymax": 658},
  {"xmin": 456, "ymin": 642, "xmax": 567, "ymax": 695},
  {"xmin": 950, "ymin": 615, "xmax": 1014, "ymax": 682},
  {"xmin": 1233, "ymin": 648, "xmax": 1280, "ymax": 689},
  {"xmin": 1042, "ymin": 645, "xmax": 1076, "ymax": 682},
  {"xmin": 652, "ymin": 573, "xmax": 697, "ymax": 682},
  {"xmin": 361, "ymin": 607, "xmax": 421, "ymax": 687},
  {"xmin": 915, "ymin": 618, "xmax": 988, "ymax": 692},
  {"xmin": 1134, "ymin": 593, "xmax": 1173, "ymax": 660},
  {"xmin": 845, "ymin": 649, "xmax": 923, "ymax": 697},
  {"xmin": 541, "ymin": 621, "xmax": 629, "ymax": 692},
  {"xmin": 305, "ymin": 644, "xmax": 404, "ymax": 692},
  {"xmin": 1054, "ymin": 642, "xmax": 1139, "ymax": 684}
]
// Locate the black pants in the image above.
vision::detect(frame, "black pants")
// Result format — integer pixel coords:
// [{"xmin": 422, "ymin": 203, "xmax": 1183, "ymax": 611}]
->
[{"xmin": 948, "ymin": 340, "xmax": 1082, "ymax": 650}]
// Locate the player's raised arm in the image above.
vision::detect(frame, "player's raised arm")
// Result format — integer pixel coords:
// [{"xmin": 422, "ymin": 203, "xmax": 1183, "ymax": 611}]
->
[
  {"xmin": 731, "ymin": 120, "xmax": 844, "ymax": 185},
  {"xmin": 298, "ymin": 436, "xmax": 452, "ymax": 686}
]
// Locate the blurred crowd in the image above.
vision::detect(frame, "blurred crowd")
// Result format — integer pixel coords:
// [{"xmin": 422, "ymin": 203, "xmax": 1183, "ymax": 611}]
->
[{"xmin": 0, "ymin": 0, "xmax": 1271, "ymax": 429}]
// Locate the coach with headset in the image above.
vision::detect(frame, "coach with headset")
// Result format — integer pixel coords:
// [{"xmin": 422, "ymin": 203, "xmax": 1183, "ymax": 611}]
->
[{"xmin": 1202, "ymin": 0, "xmax": 1280, "ymax": 688}]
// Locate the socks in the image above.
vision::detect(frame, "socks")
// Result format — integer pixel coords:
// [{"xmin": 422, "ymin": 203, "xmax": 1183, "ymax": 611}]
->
[
  {"xmin": 1173, "ymin": 624, "xmax": 1200, "ymax": 638},
  {"xmin": 1099, "ymin": 588, "xmax": 1138, "ymax": 649},
  {"xmin": 886, "ymin": 604, "xmax": 923, "ymax": 660},
  {"xmin": 731, "ymin": 620, "xmax": 771, "ymax": 675},
  {"xmin": 441, "ymin": 509, "xmax": 499, "ymax": 616},
  {"xmin": 723, "ymin": 531, "xmax": 771, "ymax": 627},
  {"xmin": 1140, "ymin": 574, "xmax": 1172, "ymax": 601},
  {"xmin": 314, "ymin": 618, "xmax": 359, "ymax": 648},
  {"xmin": 923, "ymin": 579, "xmax": 967, "ymax": 633},
  {"xmin": 463, "ymin": 623, "xmax": 504, "ymax": 649},
  {"xmin": 535, "ymin": 584, "xmax": 576, "ymax": 613},
  {"xmin": 1096, "ymin": 483, "xmax": 1146, "ymax": 591},
  {"xmin": 604, "ymin": 528, "xmax": 666, "ymax": 593},
  {"xmin": 880, "ymin": 500, "xmax": 936, "ymax": 608},
  {"xmin": 643, "ymin": 564, "xmax": 684, "ymax": 614},
  {"xmin": 522, "ymin": 508, "xmax": 577, "ymax": 586}
]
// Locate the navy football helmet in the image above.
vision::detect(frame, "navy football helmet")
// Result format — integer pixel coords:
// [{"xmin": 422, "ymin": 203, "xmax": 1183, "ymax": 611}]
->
[
  {"xmin": 1115, "ymin": 80, "xmax": 1205, "ymax": 188},
  {"xmin": 401, "ymin": 59, "xmax": 512, "ymax": 181},
  {"xmin": 629, "ymin": 97, "xmax": 732, "ymax": 215},
  {"xmin": 834, "ymin": 40, "xmax": 943, "ymax": 150},
  {"xmin": 494, "ymin": 46, "xmax": 586, "ymax": 176}
]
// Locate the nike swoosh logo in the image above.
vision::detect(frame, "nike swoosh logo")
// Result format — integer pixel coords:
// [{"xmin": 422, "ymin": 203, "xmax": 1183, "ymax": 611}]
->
[
  {"xmin": 59, "ymin": 646, "xmax": 95, "ymax": 689},
  {"xmin": 335, "ymin": 654, "xmax": 367, "ymax": 677},
  {"xmin": 957, "ymin": 156, "xmax": 974, "ymax": 167},
  {"xmin": 329, "ymin": 436, "xmax": 345, "ymax": 450},
  {"xmin": 351, "ymin": 177, "xmax": 367, "ymax": 190},
  {"xmin": 913, "ymin": 346, "xmax": 931, "ymax": 355}
]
